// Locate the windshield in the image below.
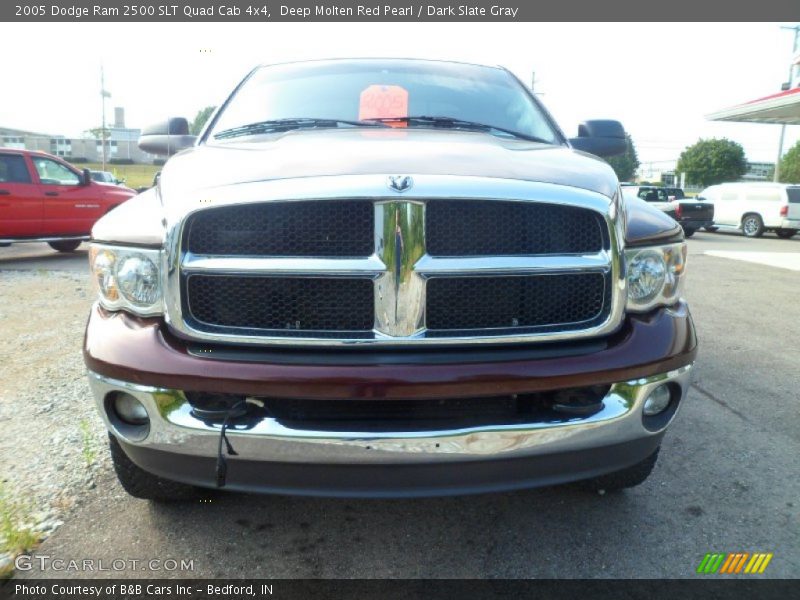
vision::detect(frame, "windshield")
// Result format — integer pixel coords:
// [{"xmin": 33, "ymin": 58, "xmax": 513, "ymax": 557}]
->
[
  {"xmin": 91, "ymin": 171, "xmax": 112, "ymax": 182},
  {"xmin": 207, "ymin": 60, "xmax": 560, "ymax": 144}
]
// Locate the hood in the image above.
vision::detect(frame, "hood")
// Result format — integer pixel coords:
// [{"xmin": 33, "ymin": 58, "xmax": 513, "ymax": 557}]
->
[
  {"xmin": 160, "ymin": 128, "xmax": 619, "ymax": 200},
  {"xmin": 95, "ymin": 182, "xmax": 136, "ymax": 199},
  {"xmin": 623, "ymin": 196, "xmax": 684, "ymax": 246},
  {"xmin": 95, "ymin": 181, "xmax": 136, "ymax": 195}
]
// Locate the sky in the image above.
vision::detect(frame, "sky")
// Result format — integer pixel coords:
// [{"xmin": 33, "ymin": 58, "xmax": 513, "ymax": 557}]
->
[{"xmin": 1, "ymin": 22, "xmax": 798, "ymax": 169}]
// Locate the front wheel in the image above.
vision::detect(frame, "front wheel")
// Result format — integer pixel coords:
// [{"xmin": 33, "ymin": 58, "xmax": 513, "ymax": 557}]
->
[
  {"xmin": 776, "ymin": 229, "xmax": 797, "ymax": 239},
  {"xmin": 48, "ymin": 240, "xmax": 82, "ymax": 253},
  {"xmin": 109, "ymin": 434, "xmax": 201, "ymax": 501},
  {"xmin": 579, "ymin": 448, "xmax": 660, "ymax": 492},
  {"xmin": 742, "ymin": 214, "xmax": 764, "ymax": 238}
]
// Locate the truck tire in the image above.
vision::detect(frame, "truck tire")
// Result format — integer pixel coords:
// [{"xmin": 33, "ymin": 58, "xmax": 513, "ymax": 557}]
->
[
  {"xmin": 682, "ymin": 227, "xmax": 695, "ymax": 238},
  {"xmin": 108, "ymin": 434, "xmax": 201, "ymax": 501},
  {"xmin": 776, "ymin": 229, "xmax": 797, "ymax": 239},
  {"xmin": 579, "ymin": 447, "xmax": 660, "ymax": 492},
  {"xmin": 48, "ymin": 240, "xmax": 82, "ymax": 253},
  {"xmin": 741, "ymin": 214, "xmax": 764, "ymax": 238}
]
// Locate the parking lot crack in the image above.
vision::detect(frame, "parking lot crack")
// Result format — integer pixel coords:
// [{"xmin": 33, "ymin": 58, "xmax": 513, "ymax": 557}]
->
[{"xmin": 691, "ymin": 383, "xmax": 750, "ymax": 423}]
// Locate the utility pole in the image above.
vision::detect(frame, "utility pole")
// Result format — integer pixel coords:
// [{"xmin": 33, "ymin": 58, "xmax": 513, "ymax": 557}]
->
[
  {"xmin": 530, "ymin": 71, "xmax": 544, "ymax": 95},
  {"xmin": 100, "ymin": 64, "xmax": 111, "ymax": 171},
  {"xmin": 775, "ymin": 25, "xmax": 800, "ymax": 182}
]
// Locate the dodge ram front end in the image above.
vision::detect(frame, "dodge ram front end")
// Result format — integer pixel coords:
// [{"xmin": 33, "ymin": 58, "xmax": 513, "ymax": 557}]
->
[{"xmin": 83, "ymin": 59, "xmax": 696, "ymax": 499}]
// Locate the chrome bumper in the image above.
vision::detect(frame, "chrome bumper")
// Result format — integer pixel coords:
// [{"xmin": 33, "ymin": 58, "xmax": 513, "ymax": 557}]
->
[{"xmin": 88, "ymin": 365, "xmax": 692, "ymax": 465}]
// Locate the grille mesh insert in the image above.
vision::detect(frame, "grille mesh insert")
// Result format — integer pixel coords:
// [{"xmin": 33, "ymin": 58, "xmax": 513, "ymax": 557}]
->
[
  {"xmin": 186, "ymin": 275, "xmax": 374, "ymax": 333},
  {"xmin": 426, "ymin": 273, "xmax": 607, "ymax": 332},
  {"xmin": 185, "ymin": 201, "xmax": 374, "ymax": 256},
  {"xmin": 426, "ymin": 200, "xmax": 605, "ymax": 256}
]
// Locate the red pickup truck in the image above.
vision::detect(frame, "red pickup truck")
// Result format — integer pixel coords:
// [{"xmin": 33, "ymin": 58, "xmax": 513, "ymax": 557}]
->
[{"xmin": 0, "ymin": 149, "xmax": 136, "ymax": 252}]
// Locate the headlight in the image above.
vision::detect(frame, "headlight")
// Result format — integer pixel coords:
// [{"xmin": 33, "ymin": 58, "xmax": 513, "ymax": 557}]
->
[
  {"xmin": 625, "ymin": 242, "xmax": 687, "ymax": 312},
  {"xmin": 117, "ymin": 255, "xmax": 160, "ymax": 306},
  {"xmin": 89, "ymin": 244, "xmax": 163, "ymax": 316}
]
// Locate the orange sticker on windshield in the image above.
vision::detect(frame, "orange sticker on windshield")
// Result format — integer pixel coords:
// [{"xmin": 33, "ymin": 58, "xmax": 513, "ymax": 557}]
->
[{"xmin": 359, "ymin": 85, "xmax": 408, "ymax": 128}]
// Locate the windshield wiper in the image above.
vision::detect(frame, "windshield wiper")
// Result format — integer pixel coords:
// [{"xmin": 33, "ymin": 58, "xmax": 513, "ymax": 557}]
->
[
  {"xmin": 365, "ymin": 115, "xmax": 551, "ymax": 144},
  {"xmin": 214, "ymin": 118, "xmax": 389, "ymax": 139}
]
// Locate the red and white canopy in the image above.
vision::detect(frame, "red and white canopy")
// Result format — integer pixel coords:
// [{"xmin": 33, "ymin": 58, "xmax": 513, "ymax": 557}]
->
[{"xmin": 707, "ymin": 87, "xmax": 800, "ymax": 125}]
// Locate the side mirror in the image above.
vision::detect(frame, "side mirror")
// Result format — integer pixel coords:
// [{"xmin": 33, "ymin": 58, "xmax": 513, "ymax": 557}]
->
[
  {"xmin": 138, "ymin": 117, "xmax": 197, "ymax": 156},
  {"xmin": 569, "ymin": 120, "xmax": 627, "ymax": 157},
  {"xmin": 82, "ymin": 168, "xmax": 92, "ymax": 186}
]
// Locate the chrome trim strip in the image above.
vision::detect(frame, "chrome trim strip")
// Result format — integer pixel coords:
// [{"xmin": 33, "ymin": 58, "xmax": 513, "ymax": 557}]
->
[
  {"xmin": 415, "ymin": 253, "xmax": 611, "ymax": 276},
  {"xmin": 163, "ymin": 174, "xmax": 625, "ymax": 347},
  {"xmin": 183, "ymin": 253, "xmax": 386, "ymax": 277},
  {"xmin": 88, "ymin": 365, "xmax": 691, "ymax": 463},
  {"xmin": 0, "ymin": 235, "xmax": 89, "ymax": 244}
]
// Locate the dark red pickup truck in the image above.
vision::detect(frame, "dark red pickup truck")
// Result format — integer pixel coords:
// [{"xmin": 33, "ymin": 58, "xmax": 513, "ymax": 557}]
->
[
  {"xmin": 85, "ymin": 59, "xmax": 697, "ymax": 501},
  {"xmin": 0, "ymin": 149, "xmax": 136, "ymax": 252}
]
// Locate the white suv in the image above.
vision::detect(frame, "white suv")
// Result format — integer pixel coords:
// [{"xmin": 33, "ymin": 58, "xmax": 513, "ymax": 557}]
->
[{"xmin": 698, "ymin": 182, "xmax": 800, "ymax": 238}]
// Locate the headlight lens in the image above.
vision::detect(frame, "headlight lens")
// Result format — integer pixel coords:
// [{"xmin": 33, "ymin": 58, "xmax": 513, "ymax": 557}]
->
[
  {"xmin": 89, "ymin": 244, "xmax": 162, "ymax": 315},
  {"xmin": 625, "ymin": 242, "xmax": 687, "ymax": 312},
  {"xmin": 117, "ymin": 255, "xmax": 160, "ymax": 306}
]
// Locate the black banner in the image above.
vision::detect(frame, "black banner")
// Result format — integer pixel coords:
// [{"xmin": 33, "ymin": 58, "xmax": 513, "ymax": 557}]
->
[
  {"xmin": 1, "ymin": 0, "xmax": 798, "ymax": 22},
  {"xmin": 2, "ymin": 580, "xmax": 799, "ymax": 600}
]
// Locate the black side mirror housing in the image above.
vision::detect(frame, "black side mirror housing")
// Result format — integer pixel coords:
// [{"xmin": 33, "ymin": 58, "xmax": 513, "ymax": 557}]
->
[
  {"xmin": 138, "ymin": 117, "xmax": 197, "ymax": 156},
  {"xmin": 82, "ymin": 168, "xmax": 92, "ymax": 186},
  {"xmin": 569, "ymin": 120, "xmax": 627, "ymax": 157}
]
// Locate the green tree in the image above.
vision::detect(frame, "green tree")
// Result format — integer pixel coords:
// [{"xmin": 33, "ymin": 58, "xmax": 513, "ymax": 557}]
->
[
  {"xmin": 605, "ymin": 133, "xmax": 640, "ymax": 182},
  {"xmin": 84, "ymin": 127, "xmax": 111, "ymax": 163},
  {"xmin": 190, "ymin": 106, "xmax": 216, "ymax": 135},
  {"xmin": 676, "ymin": 138, "xmax": 747, "ymax": 187},
  {"xmin": 778, "ymin": 140, "xmax": 800, "ymax": 183},
  {"xmin": 85, "ymin": 126, "xmax": 110, "ymax": 141}
]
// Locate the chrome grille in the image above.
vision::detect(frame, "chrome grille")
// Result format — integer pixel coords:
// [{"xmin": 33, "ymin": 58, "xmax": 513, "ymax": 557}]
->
[{"xmin": 171, "ymin": 179, "xmax": 622, "ymax": 347}]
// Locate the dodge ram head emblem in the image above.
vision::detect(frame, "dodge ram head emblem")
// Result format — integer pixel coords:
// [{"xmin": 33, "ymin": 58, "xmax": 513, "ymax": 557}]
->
[{"xmin": 387, "ymin": 175, "xmax": 413, "ymax": 193}]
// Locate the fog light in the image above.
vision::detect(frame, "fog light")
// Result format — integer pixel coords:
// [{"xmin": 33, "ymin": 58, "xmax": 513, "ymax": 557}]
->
[
  {"xmin": 643, "ymin": 384, "xmax": 672, "ymax": 416},
  {"xmin": 113, "ymin": 392, "xmax": 149, "ymax": 425}
]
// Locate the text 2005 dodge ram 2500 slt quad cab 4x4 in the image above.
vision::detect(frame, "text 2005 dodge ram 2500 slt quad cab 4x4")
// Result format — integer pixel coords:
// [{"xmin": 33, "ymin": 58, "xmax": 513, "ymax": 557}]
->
[{"xmin": 84, "ymin": 59, "xmax": 696, "ymax": 500}]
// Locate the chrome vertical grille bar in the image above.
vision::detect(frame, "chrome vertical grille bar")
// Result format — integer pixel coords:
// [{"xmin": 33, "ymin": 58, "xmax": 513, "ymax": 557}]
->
[{"xmin": 374, "ymin": 201, "xmax": 426, "ymax": 337}]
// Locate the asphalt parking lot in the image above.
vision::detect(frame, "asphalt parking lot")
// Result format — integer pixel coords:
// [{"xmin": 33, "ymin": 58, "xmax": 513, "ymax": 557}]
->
[
  {"xmin": 0, "ymin": 243, "xmax": 88, "ymax": 273},
  {"xmin": 4, "ymin": 231, "xmax": 799, "ymax": 579}
]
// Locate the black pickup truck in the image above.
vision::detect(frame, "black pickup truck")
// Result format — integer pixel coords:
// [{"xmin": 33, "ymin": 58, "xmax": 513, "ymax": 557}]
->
[{"xmin": 622, "ymin": 185, "xmax": 714, "ymax": 237}]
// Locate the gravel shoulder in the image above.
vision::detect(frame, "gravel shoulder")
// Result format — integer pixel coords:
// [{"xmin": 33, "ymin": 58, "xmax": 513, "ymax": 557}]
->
[{"xmin": 0, "ymin": 270, "xmax": 110, "ymax": 574}]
